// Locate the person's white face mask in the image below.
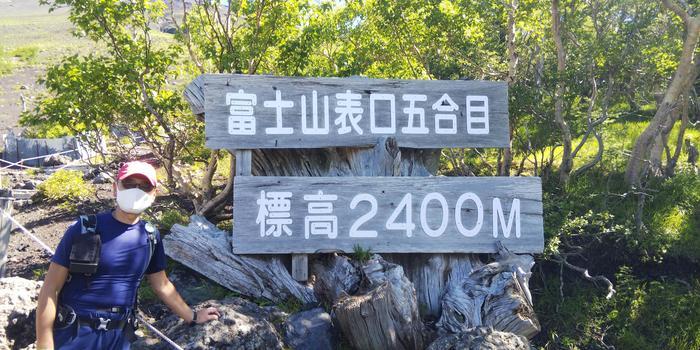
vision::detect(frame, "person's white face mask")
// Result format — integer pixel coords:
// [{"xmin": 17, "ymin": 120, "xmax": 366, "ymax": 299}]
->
[{"xmin": 116, "ymin": 188, "xmax": 155, "ymax": 214}]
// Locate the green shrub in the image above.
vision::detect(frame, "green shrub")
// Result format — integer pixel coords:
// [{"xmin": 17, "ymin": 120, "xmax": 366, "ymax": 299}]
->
[
  {"xmin": 37, "ymin": 170, "xmax": 93, "ymax": 202},
  {"xmin": 216, "ymin": 219, "xmax": 233, "ymax": 232},
  {"xmin": 0, "ymin": 58, "xmax": 12, "ymax": 76},
  {"xmin": 20, "ymin": 123, "xmax": 73, "ymax": 138},
  {"xmin": 612, "ymin": 267, "xmax": 700, "ymax": 350},
  {"xmin": 644, "ymin": 171, "xmax": 700, "ymax": 262},
  {"xmin": 352, "ymin": 244, "xmax": 372, "ymax": 263},
  {"xmin": 10, "ymin": 46, "xmax": 38, "ymax": 63},
  {"xmin": 157, "ymin": 208, "xmax": 189, "ymax": 231},
  {"xmin": 535, "ymin": 267, "xmax": 700, "ymax": 349}
]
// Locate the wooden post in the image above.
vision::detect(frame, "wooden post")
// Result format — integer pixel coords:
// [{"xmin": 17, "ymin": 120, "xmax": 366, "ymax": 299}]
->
[
  {"xmin": 0, "ymin": 189, "xmax": 14, "ymax": 278},
  {"xmin": 234, "ymin": 150, "xmax": 252, "ymax": 176},
  {"xmin": 291, "ymin": 254, "xmax": 308, "ymax": 282}
]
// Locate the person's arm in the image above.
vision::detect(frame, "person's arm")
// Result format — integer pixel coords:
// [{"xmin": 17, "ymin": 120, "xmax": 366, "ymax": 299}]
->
[
  {"xmin": 36, "ymin": 262, "xmax": 69, "ymax": 350},
  {"xmin": 146, "ymin": 271, "xmax": 220, "ymax": 324}
]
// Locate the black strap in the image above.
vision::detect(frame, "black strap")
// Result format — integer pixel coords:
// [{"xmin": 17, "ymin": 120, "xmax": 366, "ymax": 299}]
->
[
  {"xmin": 133, "ymin": 222, "xmax": 158, "ymax": 310},
  {"xmin": 77, "ymin": 316, "xmax": 129, "ymax": 331},
  {"xmin": 80, "ymin": 214, "xmax": 97, "ymax": 235},
  {"xmin": 95, "ymin": 306, "xmax": 130, "ymax": 313}
]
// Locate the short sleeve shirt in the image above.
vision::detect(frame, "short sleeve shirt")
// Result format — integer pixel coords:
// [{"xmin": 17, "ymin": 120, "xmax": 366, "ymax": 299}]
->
[{"xmin": 51, "ymin": 211, "xmax": 166, "ymax": 314}]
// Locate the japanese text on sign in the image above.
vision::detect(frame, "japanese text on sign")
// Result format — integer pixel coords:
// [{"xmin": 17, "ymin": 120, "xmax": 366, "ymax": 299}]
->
[
  {"xmin": 226, "ymin": 89, "xmax": 489, "ymax": 136},
  {"xmin": 201, "ymin": 74, "xmax": 508, "ymax": 149},
  {"xmin": 233, "ymin": 176, "xmax": 544, "ymax": 254}
]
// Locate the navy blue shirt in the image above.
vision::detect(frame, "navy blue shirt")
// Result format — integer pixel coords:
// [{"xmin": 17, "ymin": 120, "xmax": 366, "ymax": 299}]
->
[{"xmin": 51, "ymin": 211, "xmax": 166, "ymax": 314}]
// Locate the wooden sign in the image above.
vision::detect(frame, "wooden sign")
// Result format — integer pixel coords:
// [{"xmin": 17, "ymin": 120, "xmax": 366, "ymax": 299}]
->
[
  {"xmin": 202, "ymin": 74, "xmax": 508, "ymax": 149},
  {"xmin": 232, "ymin": 176, "xmax": 543, "ymax": 254}
]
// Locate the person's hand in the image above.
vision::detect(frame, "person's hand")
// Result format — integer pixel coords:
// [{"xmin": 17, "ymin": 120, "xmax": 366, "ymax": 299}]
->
[{"xmin": 196, "ymin": 307, "xmax": 221, "ymax": 324}]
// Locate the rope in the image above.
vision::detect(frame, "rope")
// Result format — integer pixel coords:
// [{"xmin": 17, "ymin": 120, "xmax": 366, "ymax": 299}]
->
[
  {"xmin": 1, "ymin": 210, "xmax": 55, "ymax": 255},
  {"xmin": 139, "ymin": 317, "xmax": 185, "ymax": 350},
  {"xmin": 0, "ymin": 208, "xmax": 184, "ymax": 350},
  {"xmin": 0, "ymin": 149, "xmax": 78, "ymax": 170},
  {"xmin": 0, "ymin": 159, "xmax": 39, "ymax": 170}
]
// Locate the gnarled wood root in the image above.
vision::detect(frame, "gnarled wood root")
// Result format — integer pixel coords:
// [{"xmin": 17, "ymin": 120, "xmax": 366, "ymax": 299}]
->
[{"xmin": 437, "ymin": 243, "xmax": 540, "ymax": 339}]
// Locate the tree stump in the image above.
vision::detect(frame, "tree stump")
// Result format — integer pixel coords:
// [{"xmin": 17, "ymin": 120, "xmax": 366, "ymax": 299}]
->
[
  {"xmin": 311, "ymin": 254, "xmax": 361, "ymax": 306},
  {"xmin": 334, "ymin": 255, "xmax": 424, "ymax": 350},
  {"xmin": 437, "ymin": 243, "xmax": 540, "ymax": 338}
]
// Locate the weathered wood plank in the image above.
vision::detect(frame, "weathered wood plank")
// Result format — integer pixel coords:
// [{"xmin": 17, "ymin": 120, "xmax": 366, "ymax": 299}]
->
[
  {"xmin": 184, "ymin": 75, "xmax": 205, "ymax": 116},
  {"xmin": 232, "ymin": 176, "xmax": 543, "ymax": 254},
  {"xmin": 201, "ymin": 74, "xmax": 509, "ymax": 149}
]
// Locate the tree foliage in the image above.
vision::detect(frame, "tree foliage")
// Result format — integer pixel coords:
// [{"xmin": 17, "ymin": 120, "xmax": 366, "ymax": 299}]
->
[{"xmin": 17, "ymin": 0, "xmax": 700, "ymax": 347}]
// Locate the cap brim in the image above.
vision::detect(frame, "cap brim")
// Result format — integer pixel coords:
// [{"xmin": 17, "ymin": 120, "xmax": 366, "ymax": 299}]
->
[{"xmin": 117, "ymin": 171, "xmax": 157, "ymax": 186}]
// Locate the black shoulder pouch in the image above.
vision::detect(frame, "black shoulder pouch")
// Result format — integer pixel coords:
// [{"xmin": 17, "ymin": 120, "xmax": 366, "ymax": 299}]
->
[{"xmin": 68, "ymin": 215, "xmax": 101, "ymax": 275}]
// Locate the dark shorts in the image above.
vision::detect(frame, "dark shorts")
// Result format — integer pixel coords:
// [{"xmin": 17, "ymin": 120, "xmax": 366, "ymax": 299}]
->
[{"xmin": 53, "ymin": 310, "xmax": 130, "ymax": 350}]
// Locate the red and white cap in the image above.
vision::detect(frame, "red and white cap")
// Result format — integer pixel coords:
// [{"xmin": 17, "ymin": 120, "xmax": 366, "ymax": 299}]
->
[{"xmin": 117, "ymin": 161, "xmax": 157, "ymax": 187}]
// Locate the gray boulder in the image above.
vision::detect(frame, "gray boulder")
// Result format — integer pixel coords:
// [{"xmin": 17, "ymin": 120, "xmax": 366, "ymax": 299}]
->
[
  {"xmin": 42, "ymin": 154, "xmax": 71, "ymax": 167},
  {"xmin": 22, "ymin": 180, "xmax": 41, "ymax": 190},
  {"xmin": 133, "ymin": 297, "xmax": 285, "ymax": 350},
  {"xmin": 284, "ymin": 307, "xmax": 337, "ymax": 350},
  {"xmin": 0, "ymin": 277, "xmax": 42, "ymax": 350},
  {"xmin": 92, "ymin": 172, "xmax": 113, "ymax": 184},
  {"xmin": 427, "ymin": 327, "xmax": 532, "ymax": 350}
]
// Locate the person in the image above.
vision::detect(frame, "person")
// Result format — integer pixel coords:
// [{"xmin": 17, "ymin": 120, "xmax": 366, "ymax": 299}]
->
[{"xmin": 35, "ymin": 161, "xmax": 220, "ymax": 349}]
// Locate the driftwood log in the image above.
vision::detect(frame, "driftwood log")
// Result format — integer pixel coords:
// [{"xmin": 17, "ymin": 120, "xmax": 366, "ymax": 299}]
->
[{"xmin": 164, "ymin": 216, "xmax": 316, "ymax": 304}]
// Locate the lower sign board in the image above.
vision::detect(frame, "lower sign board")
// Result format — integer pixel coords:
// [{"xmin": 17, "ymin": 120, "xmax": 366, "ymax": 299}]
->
[{"xmin": 233, "ymin": 176, "xmax": 544, "ymax": 254}]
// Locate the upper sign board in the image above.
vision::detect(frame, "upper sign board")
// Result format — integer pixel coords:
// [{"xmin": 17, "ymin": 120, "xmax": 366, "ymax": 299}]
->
[{"xmin": 201, "ymin": 74, "xmax": 509, "ymax": 149}]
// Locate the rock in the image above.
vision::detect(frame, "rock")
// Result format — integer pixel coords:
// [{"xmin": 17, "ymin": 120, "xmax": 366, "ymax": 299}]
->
[
  {"xmin": 0, "ymin": 277, "xmax": 42, "ymax": 350},
  {"xmin": 284, "ymin": 308, "xmax": 336, "ymax": 350},
  {"xmin": 160, "ymin": 23, "xmax": 177, "ymax": 34},
  {"xmin": 22, "ymin": 180, "xmax": 41, "ymax": 190},
  {"xmin": 92, "ymin": 172, "xmax": 113, "ymax": 184},
  {"xmin": 132, "ymin": 297, "xmax": 285, "ymax": 350},
  {"xmin": 426, "ymin": 327, "xmax": 531, "ymax": 350},
  {"xmin": 42, "ymin": 154, "xmax": 71, "ymax": 166}
]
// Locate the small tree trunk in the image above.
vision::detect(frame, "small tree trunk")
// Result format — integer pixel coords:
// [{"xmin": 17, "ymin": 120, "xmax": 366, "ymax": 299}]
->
[
  {"xmin": 500, "ymin": 0, "xmax": 518, "ymax": 176},
  {"xmin": 626, "ymin": 2, "xmax": 700, "ymax": 186},
  {"xmin": 551, "ymin": 0, "xmax": 573, "ymax": 185},
  {"xmin": 666, "ymin": 94, "xmax": 690, "ymax": 177}
]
